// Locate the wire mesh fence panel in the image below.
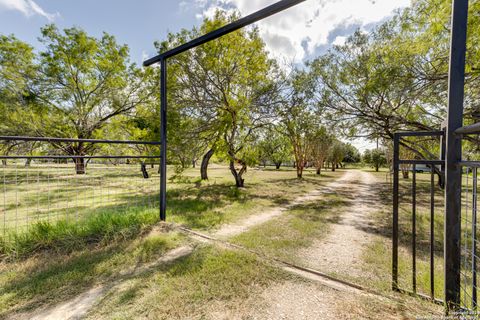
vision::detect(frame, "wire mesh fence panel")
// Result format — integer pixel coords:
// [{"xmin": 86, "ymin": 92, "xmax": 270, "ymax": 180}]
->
[
  {"xmin": 460, "ymin": 166, "xmax": 479, "ymax": 311},
  {"xmin": 0, "ymin": 157, "xmax": 160, "ymax": 244}
]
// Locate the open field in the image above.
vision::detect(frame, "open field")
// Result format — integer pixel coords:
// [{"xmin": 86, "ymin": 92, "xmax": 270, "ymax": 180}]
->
[{"xmin": 0, "ymin": 165, "xmax": 446, "ymax": 319}]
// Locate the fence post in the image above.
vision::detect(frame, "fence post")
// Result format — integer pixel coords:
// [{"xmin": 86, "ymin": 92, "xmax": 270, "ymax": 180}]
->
[
  {"xmin": 160, "ymin": 58, "xmax": 167, "ymax": 221},
  {"xmin": 444, "ymin": 0, "xmax": 469, "ymax": 309},
  {"xmin": 392, "ymin": 133, "xmax": 400, "ymax": 291}
]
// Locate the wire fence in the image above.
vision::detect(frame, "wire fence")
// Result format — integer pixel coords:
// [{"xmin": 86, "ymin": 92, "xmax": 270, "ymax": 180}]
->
[
  {"xmin": 0, "ymin": 137, "xmax": 161, "ymax": 243},
  {"xmin": 461, "ymin": 165, "xmax": 479, "ymax": 311}
]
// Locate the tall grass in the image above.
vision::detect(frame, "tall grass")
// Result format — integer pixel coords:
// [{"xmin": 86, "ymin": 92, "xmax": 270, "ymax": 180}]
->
[{"xmin": 0, "ymin": 207, "xmax": 159, "ymax": 259}]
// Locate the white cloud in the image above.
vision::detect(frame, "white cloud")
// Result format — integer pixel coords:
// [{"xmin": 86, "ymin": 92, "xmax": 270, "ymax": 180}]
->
[
  {"xmin": 193, "ymin": 0, "xmax": 411, "ymax": 61},
  {"xmin": 332, "ymin": 35, "xmax": 347, "ymax": 46},
  {"xmin": 0, "ymin": 0, "xmax": 59, "ymax": 21}
]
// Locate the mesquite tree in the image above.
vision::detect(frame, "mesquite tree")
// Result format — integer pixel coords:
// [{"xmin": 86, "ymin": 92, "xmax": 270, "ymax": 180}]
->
[
  {"xmin": 34, "ymin": 25, "xmax": 153, "ymax": 174},
  {"xmin": 160, "ymin": 11, "xmax": 278, "ymax": 187},
  {"xmin": 277, "ymin": 70, "xmax": 319, "ymax": 179}
]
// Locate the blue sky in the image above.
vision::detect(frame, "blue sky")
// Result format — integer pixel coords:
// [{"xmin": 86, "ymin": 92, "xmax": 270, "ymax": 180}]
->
[
  {"xmin": 0, "ymin": 0, "xmax": 203, "ymax": 64},
  {"xmin": 0, "ymin": 0, "xmax": 411, "ymax": 150}
]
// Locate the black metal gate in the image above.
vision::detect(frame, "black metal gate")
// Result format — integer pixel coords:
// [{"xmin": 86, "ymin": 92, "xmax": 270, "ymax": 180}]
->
[
  {"xmin": 393, "ymin": 126, "xmax": 480, "ymax": 310},
  {"xmin": 392, "ymin": 130, "xmax": 445, "ymax": 302}
]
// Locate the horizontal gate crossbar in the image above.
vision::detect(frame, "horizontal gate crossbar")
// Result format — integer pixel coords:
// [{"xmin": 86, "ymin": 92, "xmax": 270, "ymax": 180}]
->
[
  {"xmin": 396, "ymin": 131, "xmax": 445, "ymax": 137},
  {"xmin": 398, "ymin": 160, "xmax": 444, "ymax": 165},
  {"xmin": 455, "ymin": 122, "xmax": 480, "ymax": 135},
  {"xmin": 459, "ymin": 161, "xmax": 480, "ymax": 168},
  {"xmin": 0, "ymin": 136, "xmax": 161, "ymax": 145},
  {"xmin": 0, "ymin": 155, "xmax": 161, "ymax": 159},
  {"xmin": 143, "ymin": 0, "xmax": 307, "ymax": 65}
]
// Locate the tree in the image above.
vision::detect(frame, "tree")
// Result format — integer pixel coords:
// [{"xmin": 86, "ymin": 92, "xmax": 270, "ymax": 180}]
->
[
  {"xmin": 327, "ymin": 140, "xmax": 346, "ymax": 171},
  {"xmin": 363, "ymin": 149, "xmax": 386, "ymax": 172},
  {"xmin": 278, "ymin": 70, "xmax": 319, "ymax": 179},
  {"xmin": 309, "ymin": 126, "xmax": 332, "ymax": 175},
  {"xmin": 343, "ymin": 143, "xmax": 361, "ymax": 165},
  {"xmin": 0, "ymin": 35, "xmax": 44, "ymax": 163},
  {"xmin": 257, "ymin": 127, "xmax": 292, "ymax": 169},
  {"xmin": 32, "ymin": 25, "xmax": 153, "ymax": 173},
  {"xmin": 160, "ymin": 11, "xmax": 278, "ymax": 187}
]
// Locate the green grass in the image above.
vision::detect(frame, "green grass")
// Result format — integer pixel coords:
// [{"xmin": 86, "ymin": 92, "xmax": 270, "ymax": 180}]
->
[
  {"xmin": 231, "ymin": 195, "xmax": 346, "ymax": 263},
  {"xmin": 0, "ymin": 206, "xmax": 161, "ymax": 258},
  {"xmin": 86, "ymin": 246, "xmax": 290, "ymax": 320},
  {"xmin": 0, "ymin": 229, "xmax": 185, "ymax": 317},
  {"xmin": 165, "ymin": 166, "xmax": 343, "ymax": 230},
  {"xmin": 358, "ymin": 171, "xmax": 446, "ymax": 300},
  {"xmin": 0, "ymin": 164, "xmax": 342, "ymax": 257},
  {"xmin": 0, "ymin": 165, "xmax": 343, "ymax": 317}
]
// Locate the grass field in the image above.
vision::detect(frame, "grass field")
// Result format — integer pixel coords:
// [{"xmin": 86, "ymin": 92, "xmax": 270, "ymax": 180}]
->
[
  {"xmin": 0, "ymin": 163, "xmax": 346, "ymax": 317},
  {"xmin": 0, "ymin": 164, "xmax": 448, "ymax": 319},
  {"xmin": 0, "ymin": 162, "xmax": 342, "ymax": 256}
]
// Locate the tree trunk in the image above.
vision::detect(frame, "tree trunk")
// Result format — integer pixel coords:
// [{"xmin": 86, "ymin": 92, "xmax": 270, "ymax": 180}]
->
[
  {"xmin": 316, "ymin": 167, "xmax": 321, "ymax": 175},
  {"xmin": 25, "ymin": 158, "xmax": 32, "ymax": 167},
  {"xmin": 296, "ymin": 163, "xmax": 304, "ymax": 178},
  {"xmin": 192, "ymin": 160, "xmax": 196, "ymax": 168},
  {"xmin": 375, "ymin": 164, "xmax": 379, "ymax": 172},
  {"xmin": 201, "ymin": 148, "xmax": 214, "ymax": 180},
  {"xmin": 2, "ymin": 160, "xmax": 6, "ymax": 166},
  {"xmin": 402, "ymin": 170, "xmax": 409, "ymax": 179},
  {"xmin": 75, "ymin": 158, "xmax": 86, "ymax": 174},
  {"xmin": 275, "ymin": 162, "xmax": 281, "ymax": 170},
  {"xmin": 229, "ymin": 160, "xmax": 246, "ymax": 188},
  {"xmin": 331, "ymin": 162, "xmax": 336, "ymax": 172},
  {"xmin": 141, "ymin": 162, "xmax": 149, "ymax": 179}
]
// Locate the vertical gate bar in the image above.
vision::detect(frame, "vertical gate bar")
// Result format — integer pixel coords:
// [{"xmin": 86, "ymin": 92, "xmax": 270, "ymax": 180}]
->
[
  {"xmin": 160, "ymin": 58, "xmax": 167, "ymax": 221},
  {"xmin": 393, "ymin": 133, "xmax": 400, "ymax": 290},
  {"xmin": 412, "ymin": 164, "xmax": 417, "ymax": 293},
  {"xmin": 464, "ymin": 167, "xmax": 470, "ymax": 308},
  {"xmin": 472, "ymin": 167, "xmax": 477, "ymax": 307},
  {"xmin": 444, "ymin": 0, "xmax": 469, "ymax": 308},
  {"xmin": 431, "ymin": 167, "xmax": 435, "ymax": 299}
]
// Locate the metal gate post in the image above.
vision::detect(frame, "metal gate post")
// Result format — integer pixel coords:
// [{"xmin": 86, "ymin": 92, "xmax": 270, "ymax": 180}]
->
[
  {"xmin": 392, "ymin": 133, "xmax": 400, "ymax": 291},
  {"xmin": 160, "ymin": 58, "xmax": 167, "ymax": 221},
  {"xmin": 444, "ymin": 0, "xmax": 469, "ymax": 308}
]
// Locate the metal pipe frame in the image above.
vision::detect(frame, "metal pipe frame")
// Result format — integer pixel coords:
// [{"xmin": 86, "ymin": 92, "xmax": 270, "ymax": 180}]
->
[
  {"xmin": 398, "ymin": 160, "xmax": 444, "ymax": 165},
  {"xmin": 444, "ymin": 0, "xmax": 469, "ymax": 308},
  {"xmin": 455, "ymin": 122, "xmax": 480, "ymax": 135},
  {"xmin": 0, "ymin": 155, "xmax": 161, "ymax": 159},
  {"xmin": 0, "ymin": 136, "xmax": 161, "ymax": 145},
  {"xmin": 392, "ymin": 133, "xmax": 400, "ymax": 291},
  {"xmin": 395, "ymin": 131, "xmax": 445, "ymax": 137},
  {"xmin": 143, "ymin": 0, "xmax": 306, "ymax": 66},
  {"xmin": 143, "ymin": 0, "xmax": 306, "ymax": 221}
]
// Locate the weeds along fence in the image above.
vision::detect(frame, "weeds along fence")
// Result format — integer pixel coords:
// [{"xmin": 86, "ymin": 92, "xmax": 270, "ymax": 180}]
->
[{"xmin": 0, "ymin": 136, "xmax": 161, "ymax": 244}]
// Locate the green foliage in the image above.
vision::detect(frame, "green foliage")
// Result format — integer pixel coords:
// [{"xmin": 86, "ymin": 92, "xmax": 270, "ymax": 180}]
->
[
  {"xmin": 343, "ymin": 143, "xmax": 361, "ymax": 163},
  {"xmin": 160, "ymin": 11, "xmax": 278, "ymax": 187},
  {"xmin": 0, "ymin": 25, "xmax": 155, "ymax": 166},
  {"xmin": 0, "ymin": 207, "xmax": 159, "ymax": 258},
  {"xmin": 256, "ymin": 127, "xmax": 292, "ymax": 168},
  {"xmin": 363, "ymin": 149, "xmax": 387, "ymax": 172}
]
